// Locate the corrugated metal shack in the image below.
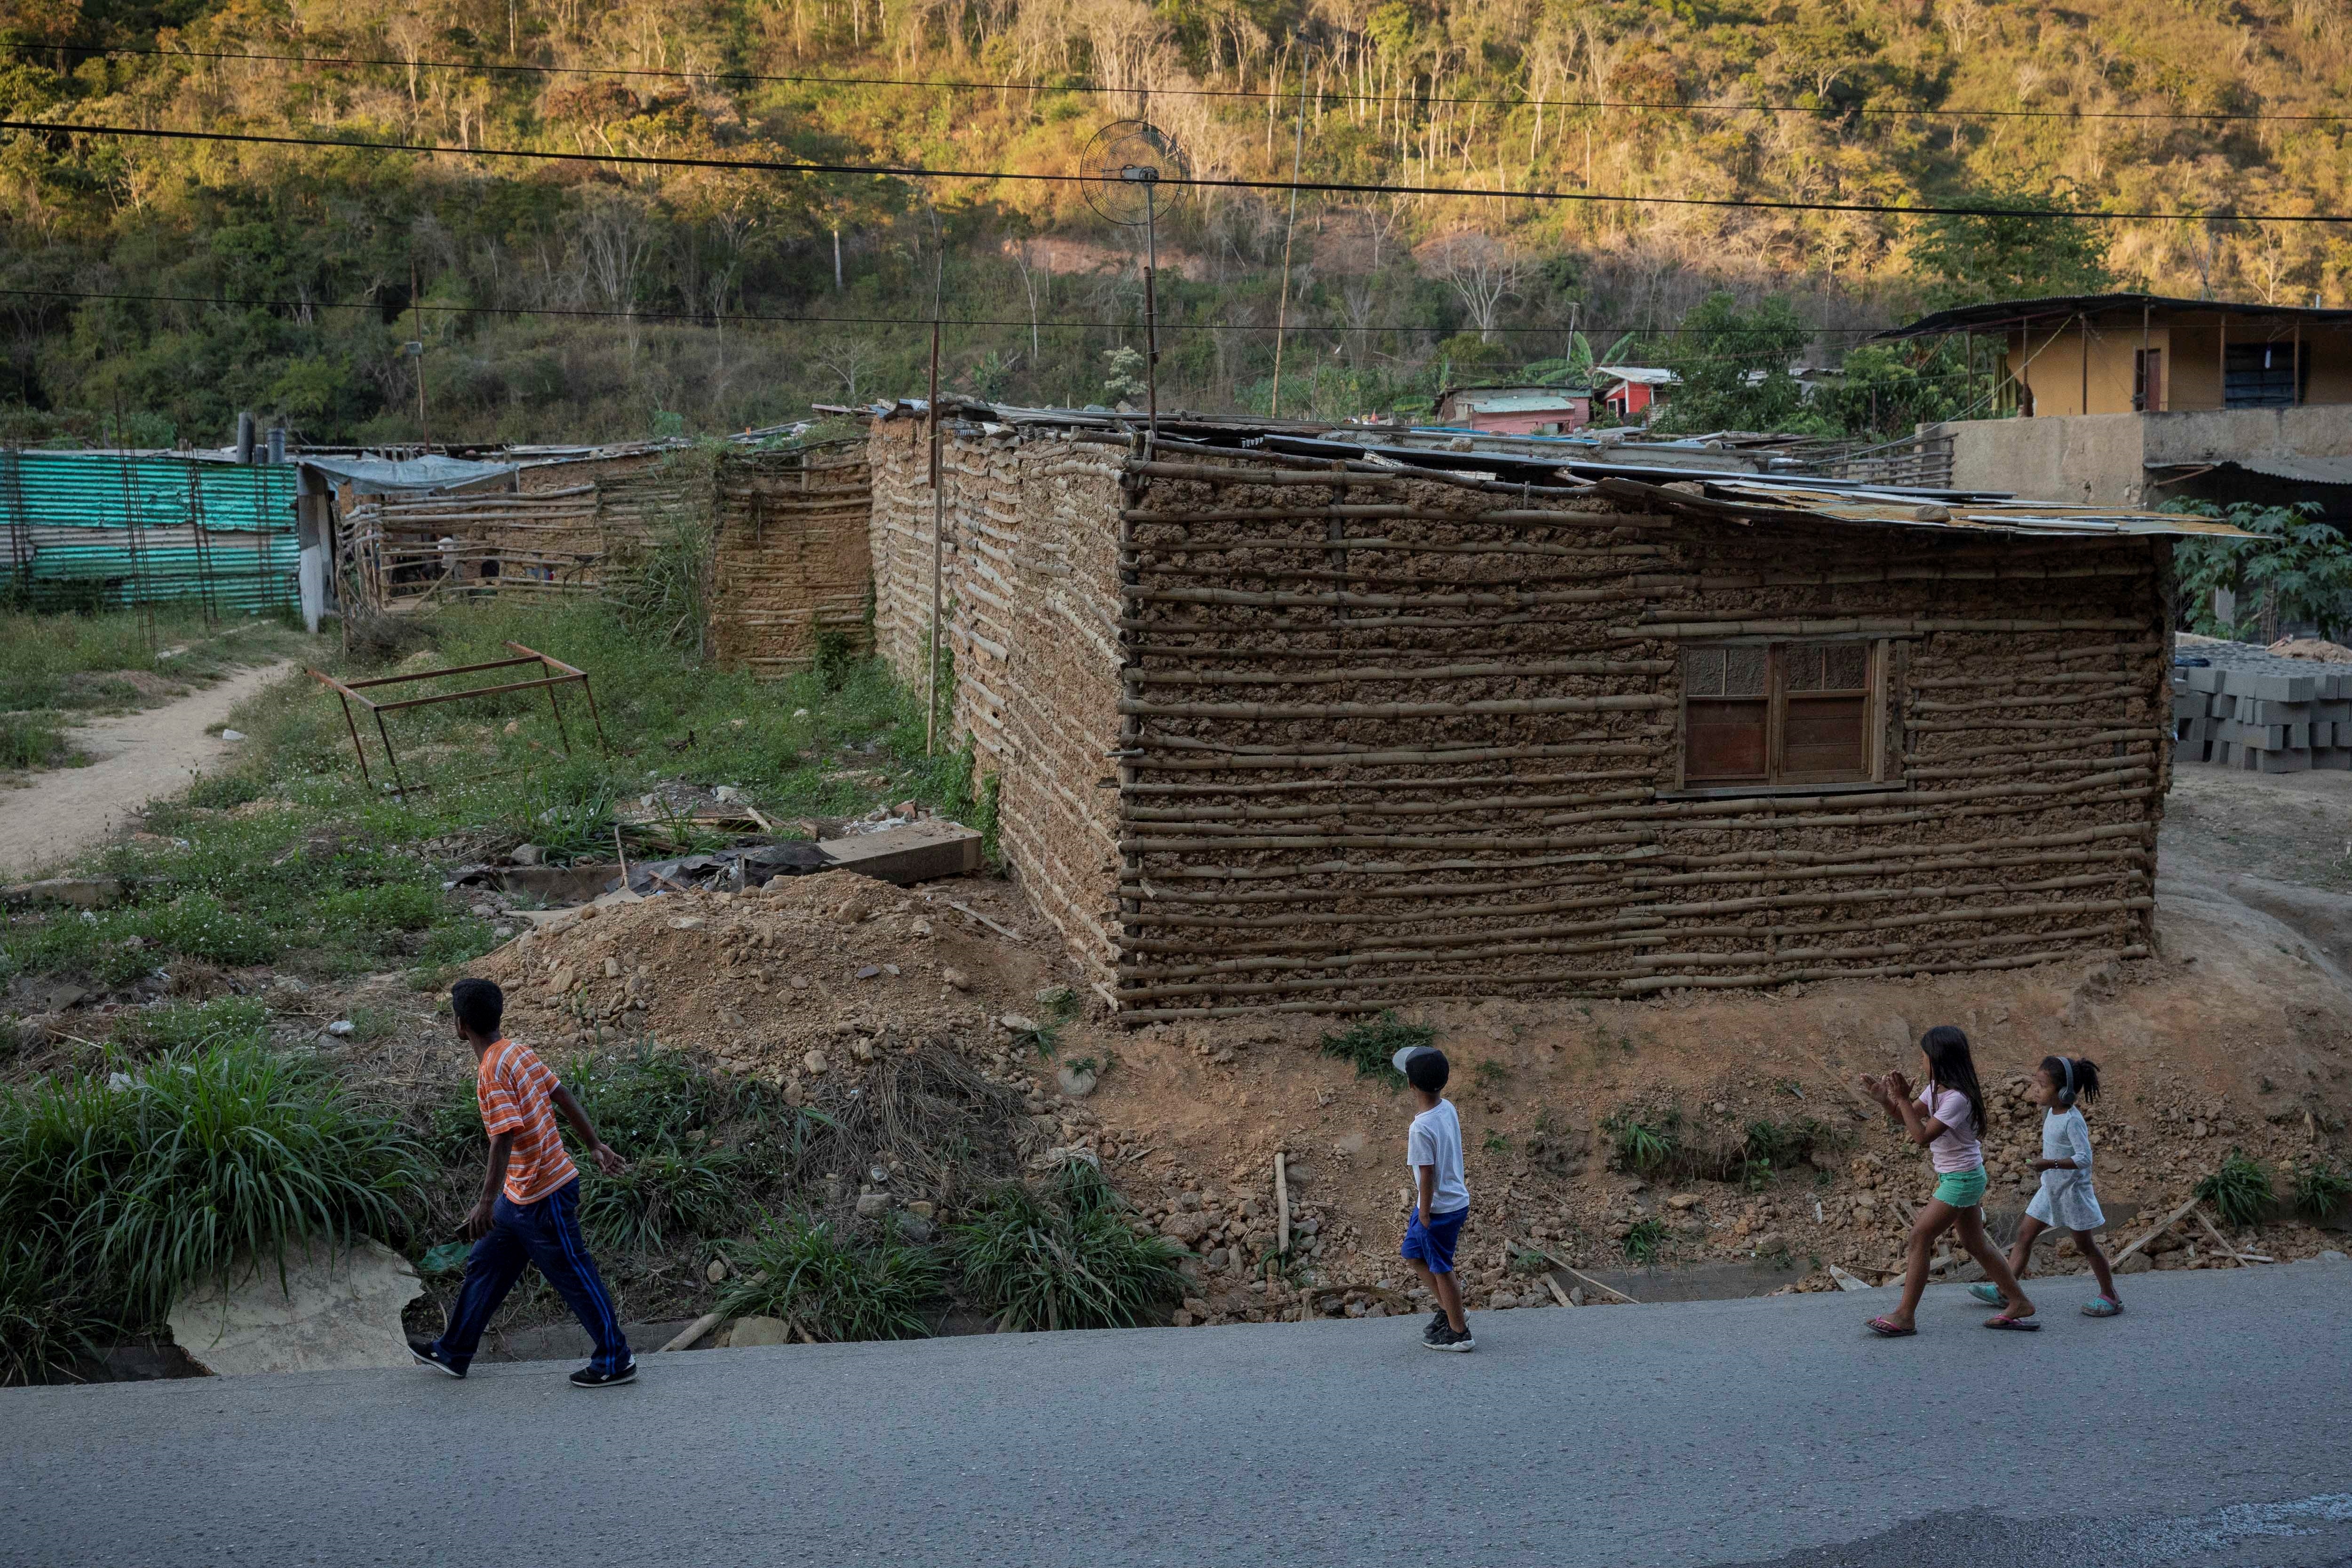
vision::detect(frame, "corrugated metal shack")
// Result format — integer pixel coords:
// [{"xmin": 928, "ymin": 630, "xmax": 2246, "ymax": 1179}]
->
[
  {"xmin": 864, "ymin": 400, "xmax": 2242, "ymax": 1019},
  {"xmin": 0, "ymin": 450, "xmax": 298, "ymax": 613}
]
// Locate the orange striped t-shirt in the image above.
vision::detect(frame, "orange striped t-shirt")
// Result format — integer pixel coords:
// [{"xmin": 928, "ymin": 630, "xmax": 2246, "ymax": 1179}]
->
[{"xmin": 477, "ymin": 1039, "xmax": 578, "ymax": 1204}]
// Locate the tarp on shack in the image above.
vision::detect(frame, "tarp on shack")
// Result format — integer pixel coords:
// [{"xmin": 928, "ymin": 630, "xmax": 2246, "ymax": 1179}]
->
[
  {"xmin": 0, "ymin": 449, "xmax": 298, "ymax": 613},
  {"xmin": 297, "ymin": 454, "xmax": 520, "ymax": 493}
]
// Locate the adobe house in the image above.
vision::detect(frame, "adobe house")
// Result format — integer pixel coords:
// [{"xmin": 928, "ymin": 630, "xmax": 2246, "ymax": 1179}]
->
[
  {"xmin": 862, "ymin": 399, "xmax": 2235, "ymax": 1019},
  {"xmin": 1433, "ymin": 384, "xmax": 1592, "ymax": 435},
  {"xmin": 1880, "ymin": 294, "xmax": 2352, "ymax": 519}
]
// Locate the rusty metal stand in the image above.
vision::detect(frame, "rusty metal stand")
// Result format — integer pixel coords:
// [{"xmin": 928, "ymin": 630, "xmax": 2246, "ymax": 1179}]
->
[{"xmin": 308, "ymin": 640, "xmax": 608, "ymax": 800}]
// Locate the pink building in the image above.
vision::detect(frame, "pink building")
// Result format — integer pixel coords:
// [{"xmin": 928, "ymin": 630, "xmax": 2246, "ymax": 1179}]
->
[{"xmin": 1433, "ymin": 384, "xmax": 1593, "ymax": 435}]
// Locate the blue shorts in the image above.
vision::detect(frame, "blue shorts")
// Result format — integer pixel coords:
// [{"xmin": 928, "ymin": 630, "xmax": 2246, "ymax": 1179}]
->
[{"xmin": 1401, "ymin": 1206, "xmax": 1469, "ymax": 1274}]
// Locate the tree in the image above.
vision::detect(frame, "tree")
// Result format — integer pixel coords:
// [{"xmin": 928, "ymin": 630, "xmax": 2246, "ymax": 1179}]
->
[
  {"xmin": 1425, "ymin": 233, "xmax": 1530, "ymax": 343},
  {"xmin": 1653, "ymin": 293, "xmax": 1829, "ymax": 435},
  {"xmin": 1911, "ymin": 183, "xmax": 2115, "ymax": 308},
  {"xmin": 1816, "ymin": 339, "xmax": 1989, "ymax": 439},
  {"xmin": 2171, "ymin": 501, "xmax": 2352, "ymax": 644},
  {"xmin": 810, "ymin": 334, "xmax": 881, "ymax": 403}
]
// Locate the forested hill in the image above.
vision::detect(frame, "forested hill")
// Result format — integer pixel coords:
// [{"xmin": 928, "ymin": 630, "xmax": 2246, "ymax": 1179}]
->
[{"xmin": 1, "ymin": 0, "xmax": 2347, "ymax": 446}]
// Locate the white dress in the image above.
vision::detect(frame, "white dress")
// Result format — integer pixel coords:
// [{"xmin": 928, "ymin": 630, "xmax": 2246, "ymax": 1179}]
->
[{"xmin": 2026, "ymin": 1107, "xmax": 2106, "ymax": 1231}]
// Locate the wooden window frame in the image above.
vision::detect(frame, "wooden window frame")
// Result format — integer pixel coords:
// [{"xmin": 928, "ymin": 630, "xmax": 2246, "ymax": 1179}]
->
[{"xmin": 1671, "ymin": 638, "xmax": 1895, "ymax": 797}]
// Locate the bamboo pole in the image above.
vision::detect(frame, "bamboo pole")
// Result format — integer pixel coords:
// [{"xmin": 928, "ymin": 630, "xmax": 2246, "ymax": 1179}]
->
[
  {"xmin": 925, "ymin": 319, "xmax": 944, "ymax": 756},
  {"xmin": 1117, "ymin": 693, "xmax": 1672, "ymax": 721},
  {"xmin": 1618, "ymin": 616, "xmax": 2147, "ymax": 638},
  {"xmin": 1130, "ymin": 659, "xmax": 1673, "ymax": 684},
  {"xmin": 1136, "ymin": 584, "xmax": 1654, "ymax": 612}
]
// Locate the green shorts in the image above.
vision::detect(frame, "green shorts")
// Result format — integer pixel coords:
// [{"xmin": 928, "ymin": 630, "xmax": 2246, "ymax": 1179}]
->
[{"xmin": 1933, "ymin": 1165, "xmax": 1988, "ymax": 1208}]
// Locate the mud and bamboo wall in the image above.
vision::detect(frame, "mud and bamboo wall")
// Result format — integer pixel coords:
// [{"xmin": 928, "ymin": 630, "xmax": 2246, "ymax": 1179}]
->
[
  {"xmin": 1110, "ymin": 443, "xmax": 2172, "ymax": 1019},
  {"xmin": 710, "ymin": 443, "xmax": 874, "ymax": 675},
  {"xmin": 871, "ymin": 425, "xmax": 2174, "ymax": 1019},
  {"xmin": 867, "ymin": 417, "xmax": 1128, "ymax": 972}
]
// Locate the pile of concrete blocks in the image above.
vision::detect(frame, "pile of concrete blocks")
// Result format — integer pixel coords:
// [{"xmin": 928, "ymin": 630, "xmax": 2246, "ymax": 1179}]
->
[{"xmin": 2173, "ymin": 660, "xmax": 2352, "ymax": 772}]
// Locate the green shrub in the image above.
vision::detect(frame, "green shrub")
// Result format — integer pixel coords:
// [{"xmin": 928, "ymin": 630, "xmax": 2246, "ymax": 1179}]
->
[
  {"xmin": 134, "ymin": 893, "xmax": 279, "ymax": 967},
  {"xmin": 2195, "ymin": 1147, "xmax": 2276, "ymax": 1230},
  {"xmin": 578, "ymin": 1147, "xmax": 744, "ymax": 1252},
  {"xmin": 183, "ymin": 772, "xmax": 267, "ymax": 810},
  {"xmin": 562, "ymin": 1043, "xmax": 731, "ymax": 1153},
  {"xmin": 0, "ymin": 1234, "xmax": 104, "ymax": 1385},
  {"xmin": 109, "ymin": 996, "xmax": 269, "ymax": 1057},
  {"xmin": 719, "ymin": 1212, "xmax": 942, "ymax": 1342},
  {"xmin": 1317, "ymin": 1011, "xmax": 1433, "ymax": 1088},
  {"xmin": 0, "ymin": 712, "xmax": 68, "ymax": 770},
  {"xmin": 952, "ymin": 1159, "xmax": 1188, "ymax": 1331},
  {"xmin": 0, "ymin": 1044, "xmax": 426, "ymax": 1320},
  {"xmin": 315, "ymin": 883, "xmax": 441, "ymax": 937},
  {"xmin": 812, "ymin": 629, "xmax": 858, "ymax": 691},
  {"xmin": 1623, "ymin": 1217, "xmax": 1668, "ymax": 1264},
  {"xmin": 2291, "ymin": 1157, "xmax": 2352, "ymax": 1221}
]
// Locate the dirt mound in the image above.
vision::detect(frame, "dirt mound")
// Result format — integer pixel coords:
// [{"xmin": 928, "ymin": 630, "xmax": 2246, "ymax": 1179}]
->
[
  {"xmin": 479, "ymin": 869, "xmax": 1080, "ymax": 1114},
  {"xmin": 2268, "ymin": 637, "xmax": 2352, "ymax": 664}
]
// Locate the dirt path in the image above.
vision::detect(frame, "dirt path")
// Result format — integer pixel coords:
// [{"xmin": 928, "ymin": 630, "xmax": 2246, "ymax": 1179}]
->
[{"xmin": 0, "ymin": 661, "xmax": 296, "ymax": 880}]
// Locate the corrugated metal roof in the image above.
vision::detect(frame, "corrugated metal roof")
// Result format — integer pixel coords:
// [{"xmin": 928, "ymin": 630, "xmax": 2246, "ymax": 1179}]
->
[
  {"xmin": 1, "ymin": 450, "xmax": 299, "ymax": 613},
  {"xmin": 1599, "ymin": 475, "xmax": 2250, "ymax": 538},
  {"xmin": 2158, "ymin": 455, "xmax": 2352, "ymax": 487},
  {"xmin": 1457, "ymin": 393, "xmax": 1591, "ymax": 414}
]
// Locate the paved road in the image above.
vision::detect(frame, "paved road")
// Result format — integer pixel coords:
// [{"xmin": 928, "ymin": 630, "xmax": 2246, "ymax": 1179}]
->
[{"xmin": 5, "ymin": 1264, "xmax": 2347, "ymax": 1568}]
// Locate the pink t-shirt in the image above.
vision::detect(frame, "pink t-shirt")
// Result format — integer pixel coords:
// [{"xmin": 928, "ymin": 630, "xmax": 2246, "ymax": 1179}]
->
[{"xmin": 1916, "ymin": 1083, "xmax": 1983, "ymax": 1173}]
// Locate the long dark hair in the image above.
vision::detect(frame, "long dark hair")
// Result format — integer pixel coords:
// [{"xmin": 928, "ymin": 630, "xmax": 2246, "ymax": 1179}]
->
[
  {"xmin": 2040, "ymin": 1054, "xmax": 2103, "ymax": 1107},
  {"xmin": 1920, "ymin": 1025, "xmax": 1989, "ymax": 1140}
]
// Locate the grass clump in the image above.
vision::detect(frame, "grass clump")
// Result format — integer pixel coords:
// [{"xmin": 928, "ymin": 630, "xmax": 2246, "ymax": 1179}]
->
[
  {"xmin": 0, "ymin": 1043, "xmax": 426, "ymax": 1356},
  {"xmin": 108, "ymin": 996, "xmax": 270, "ymax": 1057},
  {"xmin": 718, "ymin": 1213, "xmax": 943, "ymax": 1342},
  {"xmin": 1623, "ymin": 1218, "xmax": 1668, "ymax": 1265},
  {"xmin": 2290, "ymin": 1157, "xmax": 2352, "ymax": 1222},
  {"xmin": 580, "ymin": 1148, "xmax": 745, "ymax": 1253},
  {"xmin": 953, "ymin": 1158, "xmax": 1188, "ymax": 1332},
  {"xmin": 0, "ymin": 1235, "xmax": 107, "ymax": 1385},
  {"xmin": 1605, "ymin": 1109, "xmax": 1681, "ymax": 1174},
  {"xmin": 1318, "ymin": 1011, "xmax": 1434, "ymax": 1088},
  {"xmin": 0, "ymin": 711, "xmax": 70, "ymax": 770},
  {"xmin": 2195, "ymin": 1147, "xmax": 2276, "ymax": 1230}
]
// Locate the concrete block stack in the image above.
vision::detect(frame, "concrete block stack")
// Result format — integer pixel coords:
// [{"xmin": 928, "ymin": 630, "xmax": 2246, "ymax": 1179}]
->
[{"xmin": 2173, "ymin": 661, "xmax": 2352, "ymax": 772}]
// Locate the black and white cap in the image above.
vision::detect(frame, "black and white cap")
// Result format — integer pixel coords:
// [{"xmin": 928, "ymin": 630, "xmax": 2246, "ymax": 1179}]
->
[{"xmin": 1392, "ymin": 1044, "xmax": 1443, "ymax": 1075}]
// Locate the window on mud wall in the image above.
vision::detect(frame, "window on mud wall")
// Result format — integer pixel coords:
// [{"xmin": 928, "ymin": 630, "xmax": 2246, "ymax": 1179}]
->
[{"xmin": 1680, "ymin": 640, "xmax": 1879, "ymax": 789}]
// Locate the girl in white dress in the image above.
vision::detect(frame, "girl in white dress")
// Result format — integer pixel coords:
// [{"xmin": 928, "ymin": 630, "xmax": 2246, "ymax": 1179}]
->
[{"xmin": 1974, "ymin": 1055, "xmax": 2122, "ymax": 1317}]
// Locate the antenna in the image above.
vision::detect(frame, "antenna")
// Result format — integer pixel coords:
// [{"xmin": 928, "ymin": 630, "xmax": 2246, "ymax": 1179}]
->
[{"xmin": 1082, "ymin": 120, "xmax": 1189, "ymax": 440}]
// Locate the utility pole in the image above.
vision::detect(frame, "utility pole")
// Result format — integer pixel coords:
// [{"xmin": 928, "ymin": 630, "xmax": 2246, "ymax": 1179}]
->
[
  {"xmin": 1268, "ymin": 67, "xmax": 1309, "ymax": 419},
  {"xmin": 408, "ymin": 257, "xmax": 432, "ymax": 452}
]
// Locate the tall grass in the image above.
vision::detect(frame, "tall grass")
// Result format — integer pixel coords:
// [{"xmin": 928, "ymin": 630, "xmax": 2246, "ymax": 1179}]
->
[
  {"xmin": 718, "ymin": 1213, "xmax": 943, "ymax": 1342},
  {"xmin": 1317, "ymin": 1012, "xmax": 1433, "ymax": 1088},
  {"xmin": 0, "ymin": 1235, "xmax": 105, "ymax": 1385},
  {"xmin": 0, "ymin": 1044, "xmax": 427, "ymax": 1323},
  {"xmin": 2196, "ymin": 1147, "xmax": 2276, "ymax": 1229},
  {"xmin": 952, "ymin": 1159, "xmax": 1188, "ymax": 1332}
]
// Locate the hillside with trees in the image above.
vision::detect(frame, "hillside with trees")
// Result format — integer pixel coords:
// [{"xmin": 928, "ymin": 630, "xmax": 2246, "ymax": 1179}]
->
[{"xmin": 1, "ymin": 0, "xmax": 2347, "ymax": 444}]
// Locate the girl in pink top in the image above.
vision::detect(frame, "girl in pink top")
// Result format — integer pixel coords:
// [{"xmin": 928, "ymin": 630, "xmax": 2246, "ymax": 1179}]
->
[{"xmin": 1857, "ymin": 1025, "xmax": 2039, "ymax": 1336}]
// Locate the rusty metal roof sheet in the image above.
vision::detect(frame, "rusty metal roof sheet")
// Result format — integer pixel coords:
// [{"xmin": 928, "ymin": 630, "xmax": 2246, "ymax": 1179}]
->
[{"xmin": 1599, "ymin": 475, "xmax": 2249, "ymax": 538}]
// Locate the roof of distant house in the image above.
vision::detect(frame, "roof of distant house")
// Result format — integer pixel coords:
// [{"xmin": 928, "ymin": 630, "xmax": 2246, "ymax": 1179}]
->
[
  {"xmin": 1596, "ymin": 366, "xmax": 1681, "ymax": 387},
  {"xmin": 1880, "ymin": 293, "xmax": 2352, "ymax": 340}
]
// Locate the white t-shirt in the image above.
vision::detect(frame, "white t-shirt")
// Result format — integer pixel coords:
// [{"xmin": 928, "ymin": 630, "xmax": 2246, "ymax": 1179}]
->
[
  {"xmin": 1406, "ymin": 1098, "xmax": 1471, "ymax": 1216},
  {"xmin": 1916, "ymin": 1083, "xmax": 1984, "ymax": 1174}
]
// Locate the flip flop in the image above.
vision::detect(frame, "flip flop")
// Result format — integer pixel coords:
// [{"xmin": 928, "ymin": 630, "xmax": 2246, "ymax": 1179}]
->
[
  {"xmin": 1967, "ymin": 1283, "xmax": 2004, "ymax": 1306},
  {"xmin": 1866, "ymin": 1315, "xmax": 1916, "ymax": 1337},
  {"xmin": 2081, "ymin": 1296, "xmax": 2122, "ymax": 1317},
  {"xmin": 1983, "ymin": 1313, "xmax": 2042, "ymax": 1331}
]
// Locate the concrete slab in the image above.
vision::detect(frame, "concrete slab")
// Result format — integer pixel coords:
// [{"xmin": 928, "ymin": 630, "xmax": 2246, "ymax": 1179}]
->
[
  {"xmin": 167, "ymin": 1237, "xmax": 423, "ymax": 1376},
  {"xmin": 817, "ymin": 820, "xmax": 984, "ymax": 884}
]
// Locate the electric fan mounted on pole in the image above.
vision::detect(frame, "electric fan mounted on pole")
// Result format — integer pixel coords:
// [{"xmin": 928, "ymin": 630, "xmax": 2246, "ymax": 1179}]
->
[{"xmin": 1081, "ymin": 119, "xmax": 1190, "ymax": 438}]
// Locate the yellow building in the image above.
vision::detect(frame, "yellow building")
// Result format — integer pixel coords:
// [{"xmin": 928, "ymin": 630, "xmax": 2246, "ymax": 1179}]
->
[{"xmin": 1881, "ymin": 294, "xmax": 2352, "ymax": 514}]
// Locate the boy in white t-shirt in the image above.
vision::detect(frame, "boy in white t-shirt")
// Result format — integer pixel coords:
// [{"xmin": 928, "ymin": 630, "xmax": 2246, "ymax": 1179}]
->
[{"xmin": 1395, "ymin": 1044, "xmax": 1474, "ymax": 1352}]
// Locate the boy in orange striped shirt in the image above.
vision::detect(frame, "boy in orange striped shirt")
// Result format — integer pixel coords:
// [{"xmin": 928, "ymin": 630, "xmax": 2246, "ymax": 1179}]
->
[{"xmin": 410, "ymin": 978, "xmax": 637, "ymax": 1387}]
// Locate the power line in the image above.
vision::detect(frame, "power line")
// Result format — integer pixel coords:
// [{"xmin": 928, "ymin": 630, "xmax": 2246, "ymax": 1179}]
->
[
  {"xmin": 23, "ymin": 41, "xmax": 2352, "ymax": 126},
  {"xmin": 0, "ymin": 283, "xmax": 1942, "ymax": 337},
  {"xmin": 3, "ymin": 116, "xmax": 2345, "ymax": 223}
]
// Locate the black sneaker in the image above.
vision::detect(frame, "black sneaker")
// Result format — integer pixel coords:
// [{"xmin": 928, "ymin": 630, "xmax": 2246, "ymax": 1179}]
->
[
  {"xmin": 408, "ymin": 1339, "xmax": 464, "ymax": 1379},
  {"xmin": 569, "ymin": 1360, "xmax": 638, "ymax": 1388},
  {"xmin": 1423, "ymin": 1324, "xmax": 1476, "ymax": 1353},
  {"xmin": 1422, "ymin": 1310, "xmax": 1449, "ymax": 1342}
]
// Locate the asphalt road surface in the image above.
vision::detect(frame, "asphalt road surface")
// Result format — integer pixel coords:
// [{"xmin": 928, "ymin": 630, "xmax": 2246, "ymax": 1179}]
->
[{"xmin": 5, "ymin": 1263, "xmax": 2347, "ymax": 1568}]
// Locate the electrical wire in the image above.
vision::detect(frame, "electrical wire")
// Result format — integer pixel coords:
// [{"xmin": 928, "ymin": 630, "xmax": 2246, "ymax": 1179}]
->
[
  {"xmin": 22, "ymin": 40, "xmax": 2352, "ymax": 125},
  {"xmin": 2, "ymin": 116, "xmax": 2344, "ymax": 223}
]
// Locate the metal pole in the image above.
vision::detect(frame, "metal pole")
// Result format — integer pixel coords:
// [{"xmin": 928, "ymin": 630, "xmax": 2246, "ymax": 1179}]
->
[
  {"xmin": 1269, "ymin": 67, "xmax": 1309, "ymax": 419},
  {"xmin": 925, "ymin": 316, "xmax": 944, "ymax": 757}
]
